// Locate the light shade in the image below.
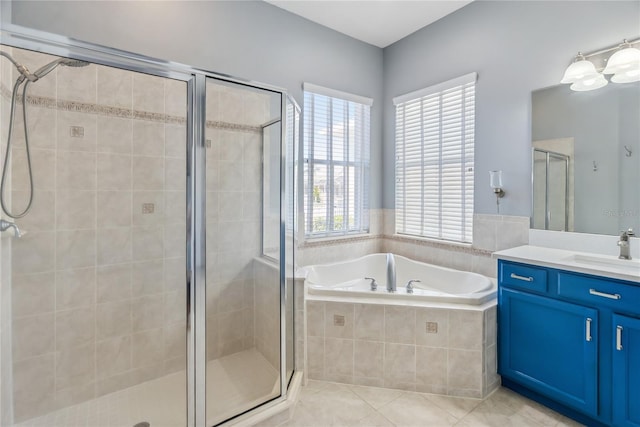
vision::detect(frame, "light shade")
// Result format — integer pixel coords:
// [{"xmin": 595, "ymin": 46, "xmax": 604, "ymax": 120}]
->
[
  {"xmin": 560, "ymin": 57, "xmax": 598, "ymax": 84},
  {"xmin": 611, "ymin": 68, "xmax": 640, "ymax": 83},
  {"xmin": 602, "ymin": 46, "xmax": 640, "ymax": 74},
  {"xmin": 489, "ymin": 170, "xmax": 503, "ymax": 189},
  {"xmin": 570, "ymin": 74, "xmax": 608, "ymax": 92}
]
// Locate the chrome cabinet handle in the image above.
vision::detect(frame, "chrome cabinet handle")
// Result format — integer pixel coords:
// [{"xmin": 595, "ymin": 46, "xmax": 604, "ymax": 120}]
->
[
  {"xmin": 589, "ymin": 289, "xmax": 621, "ymax": 300},
  {"xmin": 510, "ymin": 273, "xmax": 534, "ymax": 282},
  {"xmin": 586, "ymin": 318, "xmax": 592, "ymax": 342},
  {"xmin": 616, "ymin": 326, "xmax": 623, "ymax": 351}
]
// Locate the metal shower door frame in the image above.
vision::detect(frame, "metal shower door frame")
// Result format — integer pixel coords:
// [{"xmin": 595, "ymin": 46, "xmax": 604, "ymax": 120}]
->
[{"xmin": 0, "ymin": 23, "xmax": 292, "ymax": 427}]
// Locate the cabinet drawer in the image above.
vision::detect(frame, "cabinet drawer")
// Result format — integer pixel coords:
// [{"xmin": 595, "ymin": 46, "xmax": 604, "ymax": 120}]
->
[
  {"xmin": 500, "ymin": 262, "xmax": 548, "ymax": 293},
  {"xmin": 558, "ymin": 272, "xmax": 640, "ymax": 314}
]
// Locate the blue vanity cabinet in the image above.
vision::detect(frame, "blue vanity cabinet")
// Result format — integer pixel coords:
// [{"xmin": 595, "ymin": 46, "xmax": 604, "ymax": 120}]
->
[
  {"xmin": 498, "ymin": 259, "xmax": 640, "ymax": 426},
  {"xmin": 612, "ymin": 314, "xmax": 640, "ymax": 427},
  {"xmin": 499, "ymin": 287, "xmax": 599, "ymax": 416}
]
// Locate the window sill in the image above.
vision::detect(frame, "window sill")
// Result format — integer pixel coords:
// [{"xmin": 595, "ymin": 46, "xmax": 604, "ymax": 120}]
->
[
  {"xmin": 390, "ymin": 233, "xmax": 472, "ymax": 249},
  {"xmin": 300, "ymin": 232, "xmax": 377, "ymax": 248}
]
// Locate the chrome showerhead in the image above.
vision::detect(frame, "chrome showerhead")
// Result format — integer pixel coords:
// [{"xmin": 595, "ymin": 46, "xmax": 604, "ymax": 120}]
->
[
  {"xmin": 32, "ymin": 57, "xmax": 90, "ymax": 81},
  {"xmin": 59, "ymin": 58, "xmax": 90, "ymax": 68}
]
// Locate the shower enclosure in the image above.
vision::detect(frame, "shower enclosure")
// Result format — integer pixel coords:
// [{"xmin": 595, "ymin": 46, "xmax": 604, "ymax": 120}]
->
[
  {"xmin": 0, "ymin": 26, "xmax": 298, "ymax": 427},
  {"xmin": 532, "ymin": 148, "xmax": 570, "ymax": 231}
]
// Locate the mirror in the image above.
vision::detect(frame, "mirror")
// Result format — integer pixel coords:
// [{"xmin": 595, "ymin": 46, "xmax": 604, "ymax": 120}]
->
[{"xmin": 531, "ymin": 81, "xmax": 640, "ymax": 236}]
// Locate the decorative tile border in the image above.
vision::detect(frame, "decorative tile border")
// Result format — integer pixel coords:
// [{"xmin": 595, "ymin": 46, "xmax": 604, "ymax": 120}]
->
[
  {"xmin": 384, "ymin": 234, "xmax": 493, "ymax": 257},
  {"xmin": 1, "ymin": 83, "xmax": 261, "ymax": 134}
]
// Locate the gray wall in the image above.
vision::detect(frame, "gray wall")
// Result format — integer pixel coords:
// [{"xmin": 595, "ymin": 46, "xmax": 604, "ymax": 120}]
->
[
  {"xmin": 9, "ymin": 0, "xmax": 384, "ymax": 208},
  {"xmin": 382, "ymin": 0, "xmax": 640, "ymax": 215}
]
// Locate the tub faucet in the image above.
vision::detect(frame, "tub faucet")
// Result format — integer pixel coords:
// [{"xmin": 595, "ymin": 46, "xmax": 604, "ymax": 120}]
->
[
  {"xmin": 365, "ymin": 277, "xmax": 378, "ymax": 291},
  {"xmin": 0, "ymin": 219, "xmax": 22, "ymax": 238},
  {"xmin": 618, "ymin": 228, "xmax": 634, "ymax": 260},
  {"xmin": 406, "ymin": 279, "xmax": 420, "ymax": 294},
  {"xmin": 386, "ymin": 253, "xmax": 396, "ymax": 293}
]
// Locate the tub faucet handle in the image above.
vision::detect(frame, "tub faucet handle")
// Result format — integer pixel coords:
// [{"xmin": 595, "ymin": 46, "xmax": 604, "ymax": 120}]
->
[
  {"xmin": 406, "ymin": 279, "xmax": 421, "ymax": 294},
  {"xmin": 365, "ymin": 277, "xmax": 377, "ymax": 291}
]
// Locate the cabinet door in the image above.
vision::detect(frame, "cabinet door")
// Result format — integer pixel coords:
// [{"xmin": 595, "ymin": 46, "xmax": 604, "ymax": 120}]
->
[
  {"xmin": 499, "ymin": 288, "xmax": 598, "ymax": 416},
  {"xmin": 613, "ymin": 314, "xmax": 640, "ymax": 427}
]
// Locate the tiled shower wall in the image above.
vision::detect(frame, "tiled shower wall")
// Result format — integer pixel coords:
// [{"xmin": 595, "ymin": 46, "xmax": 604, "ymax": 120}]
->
[{"xmin": 4, "ymin": 47, "xmax": 188, "ymax": 422}]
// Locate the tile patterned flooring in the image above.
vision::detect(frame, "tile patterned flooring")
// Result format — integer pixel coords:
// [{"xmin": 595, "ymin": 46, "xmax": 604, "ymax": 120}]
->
[{"xmin": 266, "ymin": 380, "xmax": 585, "ymax": 427}]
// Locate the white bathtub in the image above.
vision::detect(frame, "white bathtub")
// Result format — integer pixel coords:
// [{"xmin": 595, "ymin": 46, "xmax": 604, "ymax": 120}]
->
[{"xmin": 298, "ymin": 253, "xmax": 496, "ymax": 305}]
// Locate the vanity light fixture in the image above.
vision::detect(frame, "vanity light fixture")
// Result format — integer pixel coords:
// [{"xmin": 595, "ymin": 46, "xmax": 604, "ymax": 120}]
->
[
  {"xmin": 489, "ymin": 170, "xmax": 505, "ymax": 213},
  {"xmin": 560, "ymin": 38, "xmax": 640, "ymax": 91}
]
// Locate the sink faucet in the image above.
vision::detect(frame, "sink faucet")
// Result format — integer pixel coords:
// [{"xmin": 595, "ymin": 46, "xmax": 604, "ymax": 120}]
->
[
  {"xmin": 0, "ymin": 219, "xmax": 22, "ymax": 238},
  {"xmin": 618, "ymin": 228, "xmax": 634, "ymax": 260},
  {"xmin": 386, "ymin": 253, "xmax": 396, "ymax": 292}
]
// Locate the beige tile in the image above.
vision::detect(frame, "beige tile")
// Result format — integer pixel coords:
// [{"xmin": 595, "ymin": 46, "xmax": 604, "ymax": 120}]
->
[
  {"xmin": 97, "ymin": 153, "xmax": 132, "ymax": 190},
  {"xmin": 56, "ymin": 190, "xmax": 96, "ymax": 230},
  {"xmin": 57, "ymin": 110, "xmax": 97, "ymax": 152},
  {"xmin": 132, "ymin": 225, "xmax": 164, "ymax": 261},
  {"xmin": 416, "ymin": 307, "xmax": 449, "ymax": 348},
  {"xmin": 164, "ymin": 256, "xmax": 185, "ymax": 292},
  {"xmin": 56, "ymin": 151, "xmax": 96, "ymax": 190},
  {"xmin": 485, "ymin": 306, "xmax": 498, "ymax": 346},
  {"xmin": 294, "ymin": 383, "xmax": 375, "ymax": 425},
  {"xmin": 11, "ymin": 231, "xmax": 56, "ymax": 274},
  {"xmin": 96, "ymin": 300, "xmax": 132, "ymax": 339},
  {"xmin": 12, "ymin": 313, "xmax": 55, "ymax": 361},
  {"xmin": 307, "ymin": 336, "xmax": 324, "ymax": 377},
  {"xmin": 96, "ymin": 335, "xmax": 131, "ymax": 380},
  {"xmin": 54, "ymin": 381, "xmax": 96, "ymax": 410},
  {"xmin": 377, "ymin": 393, "xmax": 458, "ymax": 426},
  {"xmin": 324, "ymin": 337, "xmax": 354, "ymax": 382},
  {"xmin": 217, "ymin": 191, "xmax": 243, "ymax": 221},
  {"xmin": 132, "ymin": 156, "xmax": 164, "ymax": 190},
  {"xmin": 131, "ymin": 259, "xmax": 164, "ymax": 297},
  {"xmin": 56, "ymin": 267, "xmax": 96, "ymax": 310},
  {"xmin": 12, "ymin": 272, "xmax": 55, "ymax": 318},
  {"xmin": 97, "ymin": 227, "xmax": 132, "ymax": 265},
  {"xmin": 164, "ymin": 190, "xmax": 186, "ymax": 225},
  {"xmin": 56, "ymin": 229, "xmax": 96, "ymax": 269},
  {"xmin": 164, "ymin": 322, "xmax": 186, "ymax": 360},
  {"xmin": 384, "ymin": 343, "xmax": 416, "ymax": 385},
  {"xmin": 352, "ymin": 412, "xmax": 395, "ymax": 426},
  {"xmin": 385, "ymin": 305, "xmax": 415, "ymax": 344},
  {"xmin": 416, "ymin": 346, "xmax": 448, "ymax": 393},
  {"xmin": 12, "ymin": 148, "xmax": 55, "ymax": 191},
  {"xmin": 448, "ymin": 349, "xmax": 483, "ymax": 392},
  {"xmin": 96, "ymin": 370, "xmax": 135, "ymax": 397},
  {"xmin": 97, "ymin": 65, "xmax": 133, "ymax": 109},
  {"xmin": 485, "ymin": 344, "xmax": 498, "ymax": 394},
  {"xmin": 97, "ymin": 115, "xmax": 133, "ymax": 154},
  {"xmin": 97, "ymin": 191, "xmax": 132, "ymax": 228},
  {"xmin": 132, "ymin": 190, "xmax": 164, "ymax": 226},
  {"xmin": 165, "ymin": 124, "xmax": 187, "ymax": 159},
  {"xmin": 132, "ymin": 294, "xmax": 164, "ymax": 332},
  {"xmin": 12, "ymin": 190, "xmax": 55, "ymax": 232},
  {"xmin": 165, "ymin": 78, "xmax": 187, "ymax": 117},
  {"xmin": 165, "ymin": 157, "xmax": 185, "ymax": 191},
  {"xmin": 354, "ymin": 340, "xmax": 383, "ymax": 380},
  {"xmin": 55, "ymin": 307, "xmax": 95, "ymax": 350},
  {"xmin": 97, "ymin": 263, "xmax": 132, "ymax": 303},
  {"xmin": 324, "ymin": 302, "xmax": 354, "ymax": 339},
  {"xmin": 132, "ymin": 328, "xmax": 164, "ymax": 368},
  {"xmin": 12, "ymin": 105, "xmax": 56, "ymax": 150},
  {"xmin": 133, "ymin": 73, "xmax": 165, "ymax": 114},
  {"xmin": 219, "ymin": 160, "xmax": 243, "ymax": 192},
  {"xmin": 133, "ymin": 120, "xmax": 164, "ymax": 156},
  {"xmin": 164, "ymin": 222, "xmax": 186, "ymax": 258},
  {"xmin": 349, "ymin": 384, "xmax": 403, "ymax": 409},
  {"xmin": 307, "ymin": 300, "xmax": 325, "ymax": 337},
  {"xmin": 13, "ymin": 353, "xmax": 55, "ymax": 422},
  {"xmin": 57, "ymin": 62, "xmax": 97, "ymax": 103},
  {"xmin": 56, "ymin": 342, "xmax": 95, "ymax": 390},
  {"xmin": 449, "ymin": 310, "xmax": 483, "ymax": 350},
  {"xmin": 354, "ymin": 303, "xmax": 384, "ymax": 341}
]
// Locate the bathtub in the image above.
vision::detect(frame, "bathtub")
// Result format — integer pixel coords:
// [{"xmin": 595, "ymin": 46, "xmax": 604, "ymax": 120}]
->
[{"xmin": 298, "ymin": 253, "xmax": 496, "ymax": 305}]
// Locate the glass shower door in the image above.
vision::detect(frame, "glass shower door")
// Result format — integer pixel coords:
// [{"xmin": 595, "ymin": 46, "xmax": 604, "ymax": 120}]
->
[
  {"xmin": 204, "ymin": 77, "xmax": 283, "ymax": 426},
  {"xmin": 0, "ymin": 45, "xmax": 189, "ymax": 426}
]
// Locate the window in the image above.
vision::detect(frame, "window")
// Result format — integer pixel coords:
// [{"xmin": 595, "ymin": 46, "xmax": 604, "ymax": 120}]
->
[
  {"xmin": 394, "ymin": 73, "xmax": 476, "ymax": 243},
  {"xmin": 303, "ymin": 83, "xmax": 371, "ymax": 238}
]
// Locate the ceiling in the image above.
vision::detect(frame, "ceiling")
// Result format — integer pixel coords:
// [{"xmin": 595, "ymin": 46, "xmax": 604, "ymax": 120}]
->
[{"xmin": 265, "ymin": 0, "xmax": 473, "ymax": 48}]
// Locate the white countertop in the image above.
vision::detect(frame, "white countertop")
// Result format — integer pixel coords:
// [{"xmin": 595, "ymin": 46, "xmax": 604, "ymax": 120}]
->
[{"xmin": 493, "ymin": 245, "xmax": 640, "ymax": 284}]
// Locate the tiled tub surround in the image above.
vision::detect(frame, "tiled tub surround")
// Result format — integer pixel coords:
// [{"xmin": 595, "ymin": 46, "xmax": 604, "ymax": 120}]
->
[{"xmin": 305, "ymin": 298, "xmax": 498, "ymax": 399}]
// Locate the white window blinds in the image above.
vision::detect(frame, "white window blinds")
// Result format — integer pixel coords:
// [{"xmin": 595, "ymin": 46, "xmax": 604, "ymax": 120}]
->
[
  {"xmin": 303, "ymin": 84, "xmax": 371, "ymax": 238},
  {"xmin": 394, "ymin": 73, "xmax": 476, "ymax": 243}
]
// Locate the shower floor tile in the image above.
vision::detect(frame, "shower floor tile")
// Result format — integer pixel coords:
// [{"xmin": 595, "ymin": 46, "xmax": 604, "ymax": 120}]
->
[{"xmin": 13, "ymin": 348, "xmax": 279, "ymax": 427}]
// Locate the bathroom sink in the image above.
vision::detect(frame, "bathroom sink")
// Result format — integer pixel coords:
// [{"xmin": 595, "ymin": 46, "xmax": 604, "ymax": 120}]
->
[{"xmin": 565, "ymin": 254, "xmax": 640, "ymax": 273}]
